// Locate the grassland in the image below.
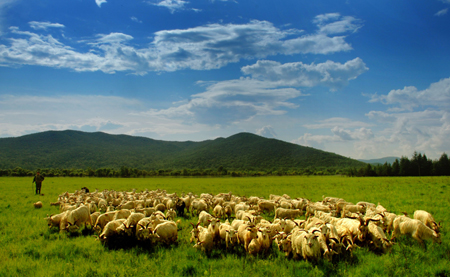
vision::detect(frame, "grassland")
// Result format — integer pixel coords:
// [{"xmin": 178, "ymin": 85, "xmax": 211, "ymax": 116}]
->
[{"xmin": 0, "ymin": 176, "xmax": 449, "ymax": 277}]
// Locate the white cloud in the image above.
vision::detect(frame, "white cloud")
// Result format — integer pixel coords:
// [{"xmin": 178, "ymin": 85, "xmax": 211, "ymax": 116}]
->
[
  {"xmin": 435, "ymin": 8, "xmax": 448, "ymax": 16},
  {"xmin": 131, "ymin": 16, "xmax": 142, "ymax": 23},
  {"xmin": 241, "ymin": 57, "xmax": 368, "ymax": 91},
  {"xmin": 0, "ymin": 94, "xmax": 205, "ymax": 138},
  {"xmin": 95, "ymin": 0, "xmax": 107, "ymax": 8},
  {"xmin": 331, "ymin": 126, "xmax": 374, "ymax": 141},
  {"xmin": 292, "ymin": 133, "xmax": 340, "ymax": 150},
  {"xmin": 150, "ymin": 0, "xmax": 189, "ymax": 13},
  {"xmin": 29, "ymin": 21, "xmax": 65, "ymax": 31},
  {"xmin": 358, "ymin": 77, "xmax": 450, "ymax": 159},
  {"xmin": 369, "ymin": 77, "xmax": 450, "ymax": 111},
  {"xmin": 137, "ymin": 78, "xmax": 303, "ymax": 126},
  {"xmin": 256, "ymin": 126, "xmax": 277, "ymax": 138},
  {"xmin": 0, "ymin": 15, "xmax": 360, "ymax": 74},
  {"xmin": 313, "ymin": 13, "xmax": 362, "ymax": 35},
  {"xmin": 94, "ymin": 33, "xmax": 134, "ymax": 44},
  {"xmin": 303, "ymin": 117, "xmax": 372, "ymax": 129}
]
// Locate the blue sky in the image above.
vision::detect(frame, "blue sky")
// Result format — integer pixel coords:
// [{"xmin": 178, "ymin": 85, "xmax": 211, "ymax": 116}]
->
[{"xmin": 0, "ymin": 0, "xmax": 449, "ymax": 160}]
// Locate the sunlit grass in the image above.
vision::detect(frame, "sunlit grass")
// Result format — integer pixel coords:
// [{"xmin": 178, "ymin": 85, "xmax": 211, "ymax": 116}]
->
[{"xmin": 0, "ymin": 176, "xmax": 449, "ymax": 276}]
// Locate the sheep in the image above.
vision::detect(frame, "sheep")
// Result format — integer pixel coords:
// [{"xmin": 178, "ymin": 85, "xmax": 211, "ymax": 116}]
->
[
  {"xmin": 149, "ymin": 221, "xmax": 178, "ymax": 245},
  {"xmin": 165, "ymin": 208, "xmax": 177, "ymax": 221},
  {"xmin": 257, "ymin": 200, "xmax": 277, "ymax": 214},
  {"xmin": 302, "ymin": 231, "xmax": 323, "ymax": 262},
  {"xmin": 274, "ymin": 208, "xmax": 303, "ymax": 220},
  {"xmin": 367, "ymin": 222, "xmax": 393, "ymax": 253},
  {"xmin": 65, "ymin": 205, "xmax": 91, "ymax": 233},
  {"xmin": 93, "ymin": 211, "xmax": 117, "ymax": 234},
  {"xmin": 219, "ymin": 223, "xmax": 238, "ymax": 249},
  {"xmin": 98, "ymin": 219, "xmax": 127, "ymax": 242},
  {"xmin": 198, "ymin": 211, "xmax": 215, "ymax": 226},
  {"xmin": 33, "ymin": 201, "xmax": 43, "ymax": 209},
  {"xmin": 117, "ymin": 201, "xmax": 136, "ymax": 210},
  {"xmin": 413, "ymin": 210, "xmax": 441, "ymax": 233},
  {"xmin": 291, "ymin": 230, "xmax": 321, "ymax": 262},
  {"xmin": 154, "ymin": 203, "xmax": 166, "ymax": 212},
  {"xmin": 341, "ymin": 204, "xmax": 366, "ymax": 218},
  {"xmin": 335, "ymin": 216, "xmax": 375, "ymax": 244},
  {"xmin": 45, "ymin": 212, "xmax": 68, "ymax": 229},
  {"xmin": 207, "ymin": 217, "xmax": 221, "ymax": 243},
  {"xmin": 136, "ymin": 217, "xmax": 152, "ymax": 241},
  {"xmin": 223, "ymin": 204, "xmax": 233, "ymax": 219},
  {"xmin": 247, "ymin": 237, "xmax": 262, "ymax": 255},
  {"xmin": 380, "ymin": 212, "xmax": 398, "ymax": 234},
  {"xmin": 234, "ymin": 202, "xmax": 250, "ymax": 213},
  {"xmin": 98, "ymin": 199, "xmax": 108, "ymax": 212},
  {"xmin": 282, "ymin": 219, "xmax": 300, "ymax": 233},
  {"xmin": 278, "ymin": 200, "xmax": 293, "ymax": 209},
  {"xmin": 275, "ymin": 232, "xmax": 292, "ymax": 257},
  {"xmin": 192, "ymin": 226, "xmax": 214, "ymax": 253},
  {"xmin": 90, "ymin": 212, "xmax": 101, "ymax": 230},
  {"xmin": 237, "ymin": 220, "xmax": 259, "ymax": 252},
  {"xmin": 190, "ymin": 199, "xmax": 208, "ymax": 216},
  {"xmin": 257, "ymin": 227, "xmax": 272, "ymax": 255},
  {"xmin": 113, "ymin": 209, "xmax": 132, "ymax": 221},
  {"xmin": 392, "ymin": 218, "xmax": 441, "ymax": 248},
  {"xmin": 305, "ymin": 202, "xmax": 331, "ymax": 218},
  {"xmin": 231, "ymin": 219, "xmax": 246, "ymax": 231},
  {"xmin": 120, "ymin": 212, "xmax": 145, "ymax": 236},
  {"xmin": 213, "ymin": 204, "xmax": 224, "ymax": 219}
]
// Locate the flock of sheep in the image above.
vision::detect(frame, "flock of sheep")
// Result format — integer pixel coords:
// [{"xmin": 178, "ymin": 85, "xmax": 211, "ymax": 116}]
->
[{"xmin": 42, "ymin": 188, "xmax": 442, "ymax": 262}]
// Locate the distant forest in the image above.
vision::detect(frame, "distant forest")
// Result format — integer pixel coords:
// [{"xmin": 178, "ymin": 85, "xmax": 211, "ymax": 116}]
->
[
  {"xmin": 2, "ymin": 151, "xmax": 449, "ymax": 178},
  {"xmin": 347, "ymin": 152, "xmax": 450, "ymax": 177}
]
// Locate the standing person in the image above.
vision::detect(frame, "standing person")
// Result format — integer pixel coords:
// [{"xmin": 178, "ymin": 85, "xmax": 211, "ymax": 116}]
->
[{"xmin": 33, "ymin": 171, "xmax": 45, "ymax": 195}]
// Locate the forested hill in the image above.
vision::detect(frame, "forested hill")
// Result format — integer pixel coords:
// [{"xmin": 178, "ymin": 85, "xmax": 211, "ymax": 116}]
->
[{"xmin": 0, "ymin": 130, "xmax": 365, "ymax": 170}]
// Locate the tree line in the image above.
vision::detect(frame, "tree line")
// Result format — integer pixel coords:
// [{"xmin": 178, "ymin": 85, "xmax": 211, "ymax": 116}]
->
[
  {"xmin": 1, "ymin": 152, "xmax": 449, "ymax": 178},
  {"xmin": 346, "ymin": 152, "xmax": 450, "ymax": 177}
]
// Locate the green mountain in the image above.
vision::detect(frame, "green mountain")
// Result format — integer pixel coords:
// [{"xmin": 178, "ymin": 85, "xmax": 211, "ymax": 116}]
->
[{"xmin": 0, "ymin": 130, "xmax": 365, "ymax": 170}]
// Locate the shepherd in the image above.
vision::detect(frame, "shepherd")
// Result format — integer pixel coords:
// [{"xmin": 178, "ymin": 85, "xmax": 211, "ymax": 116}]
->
[{"xmin": 33, "ymin": 171, "xmax": 45, "ymax": 195}]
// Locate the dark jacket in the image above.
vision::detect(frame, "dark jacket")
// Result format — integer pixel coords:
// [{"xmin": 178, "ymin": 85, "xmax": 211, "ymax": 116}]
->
[{"xmin": 33, "ymin": 174, "xmax": 45, "ymax": 183}]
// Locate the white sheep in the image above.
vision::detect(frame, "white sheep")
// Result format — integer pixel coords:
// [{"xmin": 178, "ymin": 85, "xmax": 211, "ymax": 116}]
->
[
  {"xmin": 413, "ymin": 210, "xmax": 441, "ymax": 233},
  {"xmin": 66, "ymin": 205, "xmax": 91, "ymax": 233},
  {"xmin": 98, "ymin": 219, "xmax": 127, "ymax": 242},
  {"xmin": 274, "ymin": 208, "xmax": 303, "ymax": 220},
  {"xmin": 392, "ymin": 218, "xmax": 441, "ymax": 248},
  {"xmin": 45, "ymin": 212, "xmax": 67, "ymax": 229},
  {"xmin": 149, "ymin": 221, "xmax": 178, "ymax": 245},
  {"xmin": 198, "ymin": 210, "xmax": 215, "ymax": 226}
]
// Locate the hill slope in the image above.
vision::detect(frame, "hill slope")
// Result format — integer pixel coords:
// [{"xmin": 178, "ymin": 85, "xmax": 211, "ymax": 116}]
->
[{"xmin": 0, "ymin": 130, "xmax": 365, "ymax": 170}]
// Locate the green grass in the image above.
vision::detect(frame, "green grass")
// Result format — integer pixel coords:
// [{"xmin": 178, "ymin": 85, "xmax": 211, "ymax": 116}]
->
[{"xmin": 0, "ymin": 176, "xmax": 449, "ymax": 276}]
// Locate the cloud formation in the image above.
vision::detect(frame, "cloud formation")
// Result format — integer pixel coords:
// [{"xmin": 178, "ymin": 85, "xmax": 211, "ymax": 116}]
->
[
  {"xmin": 295, "ymin": 77, "xmax": 450, "ymax": 159},
  {"xmin": 29, "ymin": 21, "xmax": 65, "ymax": 30},
  {"xmin": 0, "ymin": 94, "xmax": 204, "ymax": 138},
  {"xmin": 369, "ymin": 77, "xmax": 450, "ymax": 111},
  {"xmin": 150, "ymin": 0, "xmax": 190, "ymax": 13},
  {"xmin": 435, "ymin": 8, "xmax": 448, "ymax": 16},
  {"xmin": 138, "ymin": 78, "xmax": 303, "ymax": 126},
  {"xmin": 95, "ymin": 0, "xmax": 107, "ymax": 8},
  {"xmin": 256, "ymin": 126, "xmax": 277, "ymax": 138},
  {"xmin": 0, "ymin": 15, "xmax": 361, "ymax": 74},
  {"xmin": 241, "ymin": 58, "xmax": 368, "ymax": 91}
]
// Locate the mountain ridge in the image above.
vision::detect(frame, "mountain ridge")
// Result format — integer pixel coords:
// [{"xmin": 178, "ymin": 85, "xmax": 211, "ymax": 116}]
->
[{"xmin": 0, "ymin": 130, "xmax": 366, "ymax": 170}]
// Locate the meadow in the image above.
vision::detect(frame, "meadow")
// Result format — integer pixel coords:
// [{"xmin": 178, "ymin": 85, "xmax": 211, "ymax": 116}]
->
[{"xmin": 0, "ymin": 176, "xmax": 449, "ymax": 277}]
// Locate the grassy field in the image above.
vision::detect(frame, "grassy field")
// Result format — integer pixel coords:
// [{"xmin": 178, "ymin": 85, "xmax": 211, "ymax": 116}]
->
[{"xmin": 0, "ymin": 176, "xmax": 449, "ymax": 276}]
